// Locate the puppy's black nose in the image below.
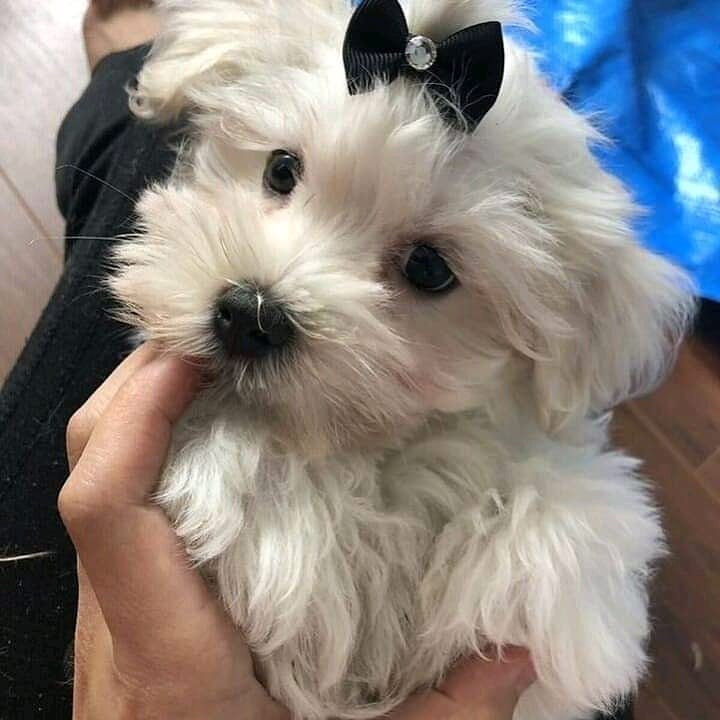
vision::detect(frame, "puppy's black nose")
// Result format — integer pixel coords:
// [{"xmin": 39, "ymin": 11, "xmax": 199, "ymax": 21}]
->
[{"xmin": 214, "ymin": 287, "xmax": 293, "ymax": 359}]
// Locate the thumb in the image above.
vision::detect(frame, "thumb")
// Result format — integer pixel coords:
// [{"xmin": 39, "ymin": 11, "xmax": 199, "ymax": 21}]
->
[
  {"xmin": 58, "ymin": 355, "xmax": 220, "ymax": 652},
  {"xmin": 391, "ymin": 648, "xmax": 535, "ymax": 720}
]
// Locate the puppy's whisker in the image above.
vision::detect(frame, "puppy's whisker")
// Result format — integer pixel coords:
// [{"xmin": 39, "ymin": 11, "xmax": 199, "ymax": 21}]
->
[
  {"xmin": 0, "ymin": 551, "xmax": 54, "ymax": 563},
  {"xmin": 41, "ymin": 235, "xmax": 118, "ymax": 244},
  {"xmin": 236, "ymin": 360, "xmax": 250, "ymax": 387},
  {"xmin": 55, "ymin": 164, "xmax": 135, "ymax": 203},
  {"xmin": 256, "ymin": 291, "xmax": 266, "ymax": 333},
  {"xmin": 286, "ymin": 315, "xmax": 331, "ymax": 342}
]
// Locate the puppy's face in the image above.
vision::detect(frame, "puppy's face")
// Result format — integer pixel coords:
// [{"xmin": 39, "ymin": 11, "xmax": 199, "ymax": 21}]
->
[{"xmin": 112, "ymin": 0, "xmax": 692, "ymax": 450}]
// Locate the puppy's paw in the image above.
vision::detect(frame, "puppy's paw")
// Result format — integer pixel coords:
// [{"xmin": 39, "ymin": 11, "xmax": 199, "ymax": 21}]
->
[{"xmin": 415, "ymin": 451, "xmax": 663, "ymax": 718}]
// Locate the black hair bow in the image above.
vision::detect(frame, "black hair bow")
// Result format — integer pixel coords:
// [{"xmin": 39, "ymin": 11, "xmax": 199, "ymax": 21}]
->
[{"xmin": 343, "ymin": 0, "xmax": 505, "ymax": 132}]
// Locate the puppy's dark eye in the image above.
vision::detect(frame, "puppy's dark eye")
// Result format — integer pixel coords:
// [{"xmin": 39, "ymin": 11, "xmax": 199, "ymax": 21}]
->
[
  {"xmin": 264, "ymin": 150, "xmax": 303, "ymax": 196},
  {"xmin": 401, "ymin": 245, "xmax": 457, "ymax": 293}
]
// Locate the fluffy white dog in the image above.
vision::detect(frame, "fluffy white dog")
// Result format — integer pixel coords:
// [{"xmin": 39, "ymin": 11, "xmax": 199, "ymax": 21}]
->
[{"xmin": 110, "ymin": 1, "xmax": 695, "ymax": 718}]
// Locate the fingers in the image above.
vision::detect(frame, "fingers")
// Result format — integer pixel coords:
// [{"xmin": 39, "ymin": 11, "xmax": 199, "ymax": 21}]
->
[
  {"xmin": 390, "ymin": 649, "xmax": 535, "ymax": 720},
  {"xmin": 63, "ymin": 351, "xmax": 197, "ymax": 506},
  {"xmin": 66, "ymin": 343, "xmax": 158, "ymax": 469},
  {"xmin": 62, "ymin": 353, "xmax": 284, "ymax": 717},
  {"xmin": 59, "ymin": 353, "xmax": 210, "ymax": 649},
  {"xmin": 64, "ymin": 345, "xmax": 161, "ymax": 691},
  {"xmin": 441, "ymin": 647, "xmax": 535, "ymax": 710}
]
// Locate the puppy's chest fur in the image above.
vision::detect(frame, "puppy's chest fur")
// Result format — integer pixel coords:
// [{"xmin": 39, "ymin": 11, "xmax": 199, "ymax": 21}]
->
[
  {"xmin": 159, "ymin": 397, "xmax": 513, "ymax": 717},
  {"xmin": 158, "ymin": 394, "xmax": 660, "ymax": 720}
]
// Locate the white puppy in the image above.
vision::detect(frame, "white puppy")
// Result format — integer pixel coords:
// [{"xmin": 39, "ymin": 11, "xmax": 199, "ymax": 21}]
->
[{"xmin": 110, "ymin": 1, "xmax": 695, "ymax": 718}]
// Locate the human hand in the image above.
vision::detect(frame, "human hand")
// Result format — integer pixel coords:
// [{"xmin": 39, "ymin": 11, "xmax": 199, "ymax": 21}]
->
[
  {"xmin": 60, "ymin": 345, "xmax": 286, "ymax": 720},
  {"xmin": 83, "ymin": 0, "xmax": 160, "ymax": 71},
  {"xmin": 59, "ymin": 344, "xmax": 534, "ymax": 720},
  {"xmin": 390, "ymin": 647, "xmax": 534, "ymax": 720}
]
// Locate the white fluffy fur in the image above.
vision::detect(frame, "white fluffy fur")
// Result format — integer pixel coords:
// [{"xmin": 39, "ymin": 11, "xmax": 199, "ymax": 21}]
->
[{"xmin": 110, "ymin": 1, "xmax": 695, "ymax": 718}]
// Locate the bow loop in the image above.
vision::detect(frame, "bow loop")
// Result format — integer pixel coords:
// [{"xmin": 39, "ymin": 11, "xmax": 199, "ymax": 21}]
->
[
  {"xmin": 343, "ymin": 0, "xmax": 409, "ymax": 92},
  {"xmin": 343, "ymin": 0, "xmax": 505, "ymax": 132}
]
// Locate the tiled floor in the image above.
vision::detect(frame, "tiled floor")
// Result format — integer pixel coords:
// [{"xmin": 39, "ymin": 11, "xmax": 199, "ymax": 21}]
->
[{"xmin": 0, "ymin": 5, "xmax": 718, "ymax": 720}]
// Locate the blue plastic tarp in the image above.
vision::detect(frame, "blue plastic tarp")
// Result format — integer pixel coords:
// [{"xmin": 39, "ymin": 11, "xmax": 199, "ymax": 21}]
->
[{"xmin": 520, "ymin": 0, "xmax": 719, "ymax": 300}]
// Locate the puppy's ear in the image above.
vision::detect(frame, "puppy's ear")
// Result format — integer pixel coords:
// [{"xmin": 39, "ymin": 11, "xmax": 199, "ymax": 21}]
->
[
  {"xmin": 527, "ymin": 113, "xmax": 695, "ymax": 432},
  {"xmin": 533, "ymin": 243, "xmax": 694, "ymax": 432},
  {"xmin": 130, "ymin": 0, "xmax": 339, "ymax": 121}
]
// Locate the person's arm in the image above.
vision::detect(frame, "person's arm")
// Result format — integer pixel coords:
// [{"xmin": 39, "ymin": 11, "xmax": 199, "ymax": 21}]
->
[{"xmin": 59, "ymin": 344, "xmax": 535, "ymax": 720}]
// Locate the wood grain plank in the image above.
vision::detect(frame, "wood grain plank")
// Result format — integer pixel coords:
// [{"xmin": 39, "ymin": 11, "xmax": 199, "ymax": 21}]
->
[
  {"xmin": 0, "ymin": 0, "xmax": 89, "ymax": 248},
  {"xmin": 643, "ymin": 599, "xmax": 719, "ymax": 720},
  {"xmin": 613, "ymin": 404, "xmax": 720, "ymax": 720},
  {"xmin": 698, "ymin": 448, "xmax": 720, "ymax": 503},
  {"xmin": 632, "ymin": 343, "xmax": 720, "ymax": 469},
  {"xmin": 635, "ymin": 685, "xmax": 680, "ymax": 720},
  {"xmin": 690, "ymin": 335, "xmax": 720, "ymax": 379},
  {"xmin": 616, "ymin": 407, "xmax": 720, "ymax": 565},
  {"xmin": 0, "ymin": 172, "xmax": 62, "ymax": 382}
]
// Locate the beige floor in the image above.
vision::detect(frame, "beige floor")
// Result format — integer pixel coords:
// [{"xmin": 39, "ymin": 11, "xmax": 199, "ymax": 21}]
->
[
  {"xmin": 0, "ymin": 5, "xmax": 718, "ymax": 720},
  {"xmin": 0, "ymin": 0, "xmax": 88, "ymax": 381}
]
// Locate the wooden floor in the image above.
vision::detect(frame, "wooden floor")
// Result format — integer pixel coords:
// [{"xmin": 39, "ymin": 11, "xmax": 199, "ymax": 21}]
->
[
  {"xmin": 616, "ymin": 340, "xmax": 720, "ymax": 720},
  {"xmin": 0, "ymin": 4, "xmax": 718, "ymax": 720},
  {"xmin": 0, "ymin": 1, "xmax": 88, "ymax": 380}
]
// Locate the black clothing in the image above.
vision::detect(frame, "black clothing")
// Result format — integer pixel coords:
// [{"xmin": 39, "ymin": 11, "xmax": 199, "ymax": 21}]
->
[{"xmin": 0, "ymin": 45, "xmax": 178, "ymax": 718}]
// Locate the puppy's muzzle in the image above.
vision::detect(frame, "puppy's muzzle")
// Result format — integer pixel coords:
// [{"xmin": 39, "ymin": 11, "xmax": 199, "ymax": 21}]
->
[{"xmin": 214, "ymin": 286, "xmax": 294, "ymax": 359}]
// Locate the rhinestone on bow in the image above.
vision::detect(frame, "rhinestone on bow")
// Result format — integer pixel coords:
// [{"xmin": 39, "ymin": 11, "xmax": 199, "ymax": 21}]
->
[{"xmin": 404, "ymin": 34, "xmax": 438, "ymax": 71}]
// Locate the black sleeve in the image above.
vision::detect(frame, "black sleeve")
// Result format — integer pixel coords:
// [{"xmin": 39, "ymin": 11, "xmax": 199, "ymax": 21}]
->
[{"xmin": 0, "ymin": 44, "xmax": 182, "ymax": 719}]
